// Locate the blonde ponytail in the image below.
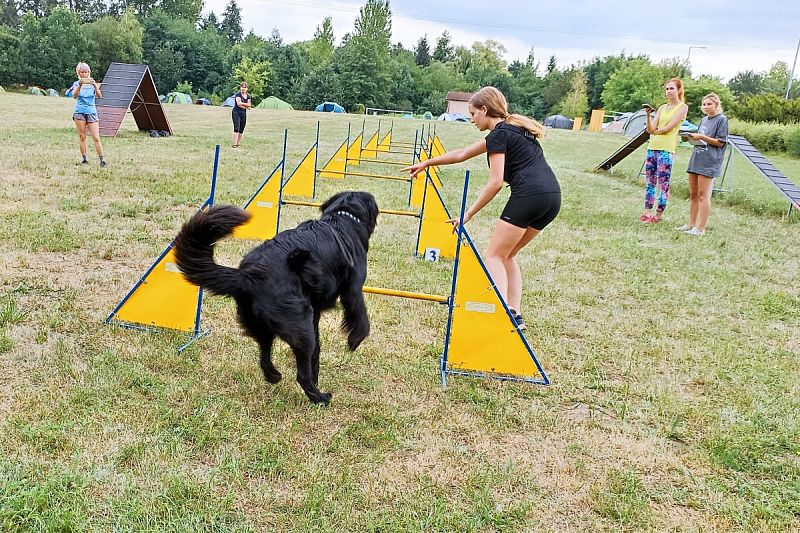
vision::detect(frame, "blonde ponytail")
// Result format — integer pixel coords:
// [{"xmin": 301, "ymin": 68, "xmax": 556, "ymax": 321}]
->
[
  {"xmin": 469, "ymin": 86, "xmax": 546, "ymax": 138},
  {"xmin": 506, "ymin": 114, "xmax": 546, "ymax": 138}
]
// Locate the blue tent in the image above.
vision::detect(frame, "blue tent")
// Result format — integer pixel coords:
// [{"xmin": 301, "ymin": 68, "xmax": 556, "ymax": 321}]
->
[
  {"xmin": 222, "ymin": 95, "xmax": 236, "ymax": 107},
  {"xmin": 315, "ymin": 101, "xmax": 345, "ymax": 113},
  {"xmin": 196, "ymin": 97, "xmax": 211, "ymax": 105}
]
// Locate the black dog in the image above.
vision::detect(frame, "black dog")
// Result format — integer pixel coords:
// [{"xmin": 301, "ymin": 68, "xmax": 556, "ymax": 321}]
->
[{"xmin": 173, "ymin": 191, "xmax": 379, "ymax": 404}]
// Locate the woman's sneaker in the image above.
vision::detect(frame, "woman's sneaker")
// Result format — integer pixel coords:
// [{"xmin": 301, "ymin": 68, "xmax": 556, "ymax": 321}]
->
[
  {"xmin": 509, "ymin": 309, "xmax": 527, "ymax": 331},
  {"xmin": 685, "ymin": 227, "xmax": 705, "ymax": 236},
  {"xmin": 675, "ymin": 224, "xmax": 692, "ymax": 232}
]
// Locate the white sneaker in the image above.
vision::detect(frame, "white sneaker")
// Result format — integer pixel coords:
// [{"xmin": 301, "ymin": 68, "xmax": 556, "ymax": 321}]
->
[
  {"xmin": 685, "ymin": 227, "xmax": 705, "ymax": 236},
  {"xmin": 675, "ymin": 224, "xmax": 693, "ymax": 232}
]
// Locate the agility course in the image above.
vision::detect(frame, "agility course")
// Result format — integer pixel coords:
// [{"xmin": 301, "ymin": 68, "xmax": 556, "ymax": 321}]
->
[
  {"xmin": 105, "ymin": 126, "xmax": 549, "ymax": 385},
  {"xmin": 4, "ymin": 90, "xmax": 800, "ymax": 530}
]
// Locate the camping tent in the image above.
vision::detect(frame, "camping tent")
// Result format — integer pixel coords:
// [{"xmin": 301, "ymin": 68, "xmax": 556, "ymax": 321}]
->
[
  {"xmin": 437, "ymin": 112, "xmax": 469, "ymax": 122},
  {"xmin": 46, "ymin": 88, "xmax": 59, "ymax": 97},
  {"xmin": 622, "ymin": 109, "xmax": 648, "ymax": 137},
  {"xmin": 544, "ymin": 115, "xmax": 573, "ymax": 129},
  {"xmin": 222, "ymin": 95, "xmax": 235, "ymax": 107},
  {"xmin": 195, "ymin": 98, "xmax": 211, "ymax": 105},
  {"xmin": 159, "ymin": 94, "xmax": 167, "ymax": 103},
  {"xmin": 0, "ymin": 85, "xmax": 5, "ymax": 92},
  {"xmin": 166, "ymin": 92, "xmax": 192, "ymax": 104},
  {"xmin": 421, "ymin": 111, "xmax": 433, "ymax": 120},
  {"xmin": 26, "ymin": 87, "xmax": 46, "ymax": 96},
  {"xmin": 256, "ymin": 96, "xmax": 294, "ymax": 110},
  {"xmin": 314, "ymin": 101, "xmax": 345, "ymax": 113}
]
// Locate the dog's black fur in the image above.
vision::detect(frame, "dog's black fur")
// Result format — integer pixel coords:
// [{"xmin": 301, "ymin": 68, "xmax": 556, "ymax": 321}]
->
[{"xmin": 173, "ymin": 191, "xmax": 379, "ymax": 404}]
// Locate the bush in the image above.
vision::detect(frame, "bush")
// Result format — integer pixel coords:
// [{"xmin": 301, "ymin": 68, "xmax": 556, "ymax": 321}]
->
[
  {"xmin": 735, "ymin": 93, "xmax": 800, "ymax": 124},
  {"xmin": 788, "ymin": 128, "xmax": 800, "ymax": 158},
  {"xmin": 728, "ymin": 118, "xmax": 800, "ymax": 155}
]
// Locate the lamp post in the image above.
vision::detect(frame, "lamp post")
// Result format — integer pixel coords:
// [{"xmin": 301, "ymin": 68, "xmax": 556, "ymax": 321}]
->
[
  {"xmin": 686, "ymin": 45, "xmax": 706, "ymax": 69},
  {"xmin": 785, "ymin": 37, "xmax": 799, "ymax": 100}
]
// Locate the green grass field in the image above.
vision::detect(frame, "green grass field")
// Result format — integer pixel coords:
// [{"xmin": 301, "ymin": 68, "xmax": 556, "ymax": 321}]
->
[{"xmin": 0, "ymin": 92, "xmax": 798, "ymax": 531}]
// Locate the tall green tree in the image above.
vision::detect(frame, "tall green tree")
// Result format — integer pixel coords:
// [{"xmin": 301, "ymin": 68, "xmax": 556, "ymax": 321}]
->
[
  {"xmin": 0, "ymin": 26, "xmax": 21, "ymax": 85},
  {"xmin": 1, "ymin": 0, "xmax": 20, "ymax": 27},
  {"xmin": 336, "ymin": 0, "xmax": 392, "ymax": 109},
  {"xmin": 308, "ymin": 16, "xmax": 334, "ymax": 67},
  {"xmin": 413, "ymin": 34, "xmax": 430, "ymax": 66},
  {"xmin": 81, "ymin": 8, "xmax": 143, "ymax": 76},
  {"xmin": 583, "ymin": 53, "xmax": 642, "ymax": 110},
  {"xmin": 728, "ymin": 69, "xmax": 764, "ymax": 97},
  {"xmin": 232, "ymin": 54, "xmax": 270, "ymax": 100},
  {"xmin": 432, "ymin": 30, "xmax": 452, "ymax": 63},
  {"xmin": 18, "ymin": 7, "xmax": 90, "ymax": 89},
  {"xmin": 220, "ymin": 0, "xmax": 242, "ymax": 44},
  {"xmin": 465, "ymin": 39, "xmax": 508, "ymax": 87},
  {"xmin": 762, "ymin": 61, "xmax": 790, "ymax": 95},
  {"xmin": 683, "ymin": 75, "xmax": 735, "ymax": 123},
  {"xmin": 600, "ymin": 59, "xmax": 664, "ymax": 113},
  {"xmin": 557, "ymin": 70, "xmax": 589, "ymax": 118},
  {"xmin": 353, "ymin": 0, "xmax": 390, "ymax": 51}
]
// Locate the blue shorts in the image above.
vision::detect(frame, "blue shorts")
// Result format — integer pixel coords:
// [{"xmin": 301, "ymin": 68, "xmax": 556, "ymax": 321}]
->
[{"xmin": 73, "ymin": 112, "xmax": 99, "ymax": 123}]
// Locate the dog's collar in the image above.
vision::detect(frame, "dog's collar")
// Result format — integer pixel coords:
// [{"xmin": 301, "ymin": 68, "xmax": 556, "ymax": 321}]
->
[{"xmin": 336, "ymin": 211, "xmax": 361, "ymax": 224}]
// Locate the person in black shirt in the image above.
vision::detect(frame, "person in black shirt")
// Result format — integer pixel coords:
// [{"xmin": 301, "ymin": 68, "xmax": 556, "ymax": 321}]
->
[
  {"xmin": 404, "ymin": 86, "xmax": 560, "ymax": 329},
  {"xmin": 232, "ymin": 82, "xmax": 252, "ymax": 148}
]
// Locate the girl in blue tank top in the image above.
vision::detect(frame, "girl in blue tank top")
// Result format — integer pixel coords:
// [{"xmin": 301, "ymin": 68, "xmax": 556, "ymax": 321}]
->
[{"xmin": 70, "ymin": 62, "xmax": 107, "ymax": 167}]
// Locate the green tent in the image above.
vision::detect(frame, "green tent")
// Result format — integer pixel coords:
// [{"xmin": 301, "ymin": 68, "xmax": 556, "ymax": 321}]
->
[
  {"xmin": 256, "ymin": 96, "xmax": 294, "ymax": 110},
  {"xmin": 0, "ymin": 85, "xmax": 5, "ymax": 93},
  {"xmin": 46, "ymin": 88, "xmax": 59, "ymax": 97},
  {"xmin": 26, "ymin": 86, "xmax": 46, "ymax": 96},
  {"xmin": 166, "ymin": 92, "xmax": 192, "ymax": 104}
]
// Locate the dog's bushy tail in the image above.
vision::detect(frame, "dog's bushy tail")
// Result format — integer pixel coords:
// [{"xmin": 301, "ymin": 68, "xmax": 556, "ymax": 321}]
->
[{"xmin": 173, "ymin": 205, "xmax": 250, "ymax": 297}]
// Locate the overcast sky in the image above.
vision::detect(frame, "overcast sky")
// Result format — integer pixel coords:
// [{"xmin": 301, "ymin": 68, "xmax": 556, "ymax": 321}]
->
[{"xmin": 203, "ymin": 0, "xmax": 800, "ymax": 82}]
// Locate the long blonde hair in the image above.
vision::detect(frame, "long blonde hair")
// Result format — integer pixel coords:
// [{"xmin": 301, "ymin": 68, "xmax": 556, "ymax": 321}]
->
[
  {"xmin": 469, "ymin": 86, "xmax": 546, "ymax": 138},
  {"xmin": 703, "ymin": 92, "xmax": 723, "ymax": 114}
]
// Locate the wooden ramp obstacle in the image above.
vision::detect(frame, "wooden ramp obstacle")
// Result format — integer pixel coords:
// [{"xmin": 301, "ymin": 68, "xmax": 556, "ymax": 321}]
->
[
  {"xmin": 595, "ymin": 128, "xmax": 649, "ymax": 171},
  {"xmin": 727, "ymin": 135, "xmax": 800, "ymax": 216}
]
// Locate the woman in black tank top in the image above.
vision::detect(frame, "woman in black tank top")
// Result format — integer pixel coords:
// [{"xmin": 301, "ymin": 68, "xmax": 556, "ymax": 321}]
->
[{"xmin": 404, "ymin": 87, "xmax": 560, "ymax": 330}]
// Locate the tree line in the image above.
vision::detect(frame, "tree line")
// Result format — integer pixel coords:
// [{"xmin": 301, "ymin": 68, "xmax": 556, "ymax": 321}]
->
[{"xmin": 1, "ymin": 0, "xmax": 798, "ymax": 123}]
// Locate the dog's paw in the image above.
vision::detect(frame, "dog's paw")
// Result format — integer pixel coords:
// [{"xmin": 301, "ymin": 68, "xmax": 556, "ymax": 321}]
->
[
  {"xmin": 348, "ymin": 333, "xmax": 366, "ymax": 351},
  {"xmin": 263, "ymin": 370, "xmax": 282, "ymax": 384},
  {"xmin": 309, "ymin": 391, "xmax": 333, "ymax": 405}
]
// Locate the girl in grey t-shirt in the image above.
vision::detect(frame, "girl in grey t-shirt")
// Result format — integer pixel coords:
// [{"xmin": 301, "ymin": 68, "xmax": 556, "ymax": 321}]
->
[{"xmin": 677, "ymin": 93, "xmax": 729, "ymax": 236}]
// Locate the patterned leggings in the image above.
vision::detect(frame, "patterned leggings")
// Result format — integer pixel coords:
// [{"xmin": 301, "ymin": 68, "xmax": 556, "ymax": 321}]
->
[{"xmin": 644, "ymin": 149, "xmax": 674, "ymax": 212}]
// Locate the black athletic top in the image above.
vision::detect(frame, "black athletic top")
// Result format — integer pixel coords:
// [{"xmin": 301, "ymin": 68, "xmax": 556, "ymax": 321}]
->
[
  {"xmin": 485, "ymin": 121, "xmax": 561, "ymax": 197},
  {"xmin": 233, "ymin": 91, "xmax": 251, "ymax": 114}
]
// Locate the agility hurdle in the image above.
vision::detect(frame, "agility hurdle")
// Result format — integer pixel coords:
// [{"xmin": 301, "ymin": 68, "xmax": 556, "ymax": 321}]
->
[
  {"xmin": 363, "ymin": 170, "xmax": 549, "ymax": 385},
  {"xmin": 106, "ymin": 145, "xmax": 220, "ymax": 351},
  {"xmin": 285, "ymin": 123, "xmax": 420, "ymax": 207}
]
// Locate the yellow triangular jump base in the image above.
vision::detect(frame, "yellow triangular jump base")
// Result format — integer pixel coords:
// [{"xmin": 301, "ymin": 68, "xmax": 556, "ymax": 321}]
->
[
  {"xmin": 347, "ymin": 132, "xmax": 363, "ymax": 166},
  {"xmin": 283, "ymin": 143, "xmax": 316, "ymax": 198},
  {"xmin": 415, "ymin": 175, "xmax": 457, "ymax": 260},
  {"xmin": 106, "ymin": 146, "xmax": 223, "ymax": 350},
  {"xmin": 319, "ymin": 138, "xmax": 348, "ymax": 179},
  {"xmin": 439, "ymin": 170, "xmax": 548, "ymax": 385},
  {"xmin": 233, "ymin": 162, "xmax": 283, "ymax": 241},
  {"xmin": 378, "ymin": 131, "xmax": 391, "ymax": 153},
  {"xmin": 441, "ymin": 228, "xmax": 548, "ymax": 384},
  {"xmin": 362, "ymin": 131, "xmax": 379, "ymax": 159}
]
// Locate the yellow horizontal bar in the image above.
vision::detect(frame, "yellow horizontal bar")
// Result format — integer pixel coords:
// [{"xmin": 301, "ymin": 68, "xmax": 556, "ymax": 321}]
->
[
  {"xmin": 363, "ymin": 285, "xmax": 448, "ymax": 303},
  {"xmin": 356, "ymin": 159, "xmax": 410, "ymax": 165},
  {"xmin": 282, "ymin": 200, "xmax": 418, "ymax": 217},
  {"xmin": 318, "ymin": 169, "xmax": 410, "ymax": 182}
]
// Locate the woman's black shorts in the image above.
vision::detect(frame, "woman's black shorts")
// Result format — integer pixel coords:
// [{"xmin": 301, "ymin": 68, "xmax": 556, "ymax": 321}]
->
[
  {"xmin": 500, "ymin": 192, "xmax": 561, "ymax": 230},
  {"xmin": 232, "ymin": 111, "xmax": 247, "ymax": 133}
]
